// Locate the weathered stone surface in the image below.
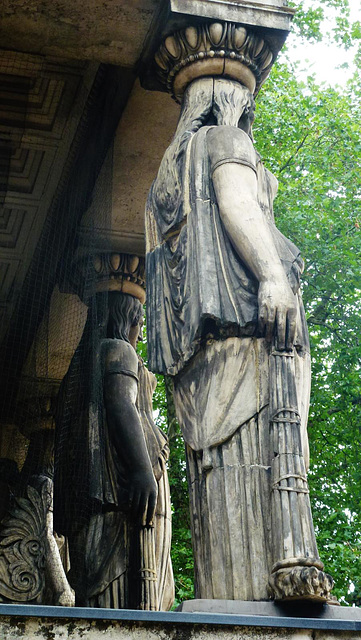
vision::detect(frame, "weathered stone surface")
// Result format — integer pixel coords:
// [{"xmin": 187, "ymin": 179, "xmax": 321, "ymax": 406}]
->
[
  {"xmin": 78, "ymin": 80, "xmax": 180, "ymax": 256},
  {"xmin": 21, "ymin": 287, "xmax": 87, "ymax": 389},
  {"xmin": 0, "ymin": 0, "xmax": 163, "ymax": 65},
  {"xmin": 112, "ymin": 82, "xmax": 179, "ymax": 242},
  {"xmin": 170, "ymin": 0, "xmax": 295, "ymax": 32},
  {"xmin": 179, "ymin": 600, "xmax": 361, "ymax": 622},
  {"xmin": 146, "ymin": 70, "xmax": 327, "ymax": 601},
  {"xmin": 0, "ymin": 613, "xmax": 360, "ymax": 640},
  {"xmin": 54, "ymin": 291, "xmax": 173, "ymax": 610}
]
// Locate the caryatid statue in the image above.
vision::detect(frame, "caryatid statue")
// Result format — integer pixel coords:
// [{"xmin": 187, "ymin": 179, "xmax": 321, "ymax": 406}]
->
[
  {"xmin": 146, "ymin": 22, "xmax": 334, "ymax": 602},
  {"xmin": 54, "ymin": 253, "xmax": 174, "ymax": 610}
]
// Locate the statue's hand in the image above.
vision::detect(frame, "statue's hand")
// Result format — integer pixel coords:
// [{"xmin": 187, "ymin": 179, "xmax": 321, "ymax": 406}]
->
[
  {"xmin": 129, "ymin": 468, "xmax": 158, "ymax": 526},
  {"xmin": 258, "ymin": 279, "xmax": 297, "ymax": 350}
]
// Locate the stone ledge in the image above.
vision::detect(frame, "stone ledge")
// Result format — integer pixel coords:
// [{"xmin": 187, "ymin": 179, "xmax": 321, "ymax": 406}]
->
[{"xmin": 0, "ymin": 603, "xmax": 360, "ymax": 637}]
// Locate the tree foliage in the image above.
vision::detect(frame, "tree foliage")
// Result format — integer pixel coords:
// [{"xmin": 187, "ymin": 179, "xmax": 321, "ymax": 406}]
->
[
  {"xmin": 144, "ymin": 0, "xmax": 361, "ymax": 607},
  {"xmin": 254, "ymin": 59, "xmax": 361, "ymax": 605}
]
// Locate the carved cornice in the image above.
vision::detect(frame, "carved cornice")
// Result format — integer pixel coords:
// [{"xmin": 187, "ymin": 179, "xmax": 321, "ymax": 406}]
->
[
  {"xmin": 168, "ymin": 0, "xmax": 296, "ymax": 32},
  {"xmin": 154, "ymin": 21, "xmax": 274, "ymax": 101}
]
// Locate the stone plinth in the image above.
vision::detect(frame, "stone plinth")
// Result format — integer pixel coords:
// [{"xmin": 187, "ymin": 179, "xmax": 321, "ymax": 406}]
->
[
  {"xmin": 0, "ymin": 604, "xmax": 360, "ymax": 640},
  {"xmin": 178, "ymin": 600, "xmax": 361, "ymax": 623}
]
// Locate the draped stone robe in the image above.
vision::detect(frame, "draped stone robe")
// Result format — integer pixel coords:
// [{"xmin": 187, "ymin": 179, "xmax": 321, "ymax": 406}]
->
[
  {"xmin": 54, "ymin": 332, "xmax": 174, "ymax": 609},
  {"xmin": 146, "ymin": 124, "xmax": 313, "ymax": 600}
]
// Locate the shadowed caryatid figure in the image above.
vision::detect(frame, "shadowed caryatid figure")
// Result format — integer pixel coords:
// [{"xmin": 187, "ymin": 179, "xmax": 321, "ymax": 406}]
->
[
  {"xmin": 146, "ymin": 39, "xmax": 334, "ymax": 602},
  {"xmin": 54, "ymin": 290, "xmax": 174, "ymax": 610}
]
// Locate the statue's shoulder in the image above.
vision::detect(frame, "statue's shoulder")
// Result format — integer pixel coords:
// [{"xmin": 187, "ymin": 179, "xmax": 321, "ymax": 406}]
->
[
  {"xmin": 206, "ymin": 125, "xmax": 257, "ymax": 173},
  {"xmin": 138, "ymin": 357, "xmax": 157, "ymax": 393},
  {"xmin": 206, "ymin": 124, "xmax": 252, "ymax": 143},
  {"xmin": 101, "ymin": 339, "xmax": 138, "ymax": 379}
]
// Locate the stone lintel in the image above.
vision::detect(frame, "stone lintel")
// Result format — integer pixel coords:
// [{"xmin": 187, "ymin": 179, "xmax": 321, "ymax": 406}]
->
[
  {"xmin": 169, "ymin": 0, "xmax": 295, "ymax": 32},
  {"xmin": 76, "ymin": 229, "xmax": 145, "ymax": 257},
  {"xmin": 0, "ymin": 0, "xmax": 168, "ymax": 67}
]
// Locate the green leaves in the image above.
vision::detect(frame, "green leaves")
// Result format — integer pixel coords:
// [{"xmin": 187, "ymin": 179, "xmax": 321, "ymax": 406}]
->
[
  {"xmin": 290, "ymin": 0, "xmax": 359, "ymax": 48},
  {"xmin": 255, "ymin": 40, "xmax": 361, "ymax": 605}
]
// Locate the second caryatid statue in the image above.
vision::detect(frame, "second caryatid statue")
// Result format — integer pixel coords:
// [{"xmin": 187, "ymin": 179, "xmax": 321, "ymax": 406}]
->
[
  {"xmin": 146, "ymin": 21, "xmax": 334, "ymax": 603},
  {"xmin": 54, "ymin": 255, "xmax": 174, "ymax": 610}
]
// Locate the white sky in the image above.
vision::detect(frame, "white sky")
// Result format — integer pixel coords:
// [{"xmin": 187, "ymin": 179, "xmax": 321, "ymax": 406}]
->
[{"xmin": 281, "ymin": 0, "xmax": 360, "ymax": 87}]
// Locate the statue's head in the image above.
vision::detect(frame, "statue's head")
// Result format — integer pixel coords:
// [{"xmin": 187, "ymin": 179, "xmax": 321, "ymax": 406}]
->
[
  {"xmin": 106, "ymin": 291, "xmax": 143, "ymax": 346},
  {"xmin": 176, "ymin": 76, "xmax": 255, "ymax": 136},
  {"xmin": 212, "ymin": 78, "xmax": 256, "ymax": 132},
  {"xmin": 81, "ymin": 253, "xmax": 145, "ymax": 346},
  {"xmin": 154, "ymin": 21, "xmax": 273, "ymax": 139}
]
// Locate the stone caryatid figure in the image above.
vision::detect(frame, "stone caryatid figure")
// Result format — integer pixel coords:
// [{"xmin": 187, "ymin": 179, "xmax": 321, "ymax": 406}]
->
[
  {"xmin": 146, "ymin": 22, "xmax": 334, "ymax": 602},
  {"xmin": 54, "ymin": 255, "xmax": 174, "ymax": 610}
]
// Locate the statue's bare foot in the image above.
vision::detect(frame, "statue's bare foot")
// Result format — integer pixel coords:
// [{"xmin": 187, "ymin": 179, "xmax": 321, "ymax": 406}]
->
[
  {"xmin": 56, "ymin": 588, "xmax": 75, "ymax": 607},
  {"xmin": 268, "ymin": 557, "xmax": 335, "ymax": 603}
]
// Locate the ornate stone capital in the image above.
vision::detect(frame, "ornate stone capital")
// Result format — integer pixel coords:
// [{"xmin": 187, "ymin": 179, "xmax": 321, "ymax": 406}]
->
[
  {"xmin": 154, "ymin": 22, "xmax": 274, "ymax": 102},
  {"xmin": 93, "ymin": 252, "xmax": 146, "ymax": 302},
  {"xmin": 70, "ymin": 252, "xmax": 146, "ymax": 304}
]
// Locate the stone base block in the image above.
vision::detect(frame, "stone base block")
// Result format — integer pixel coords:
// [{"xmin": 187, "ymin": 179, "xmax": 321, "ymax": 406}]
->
[{"xmin": 178, "ymin": 599, "xmax": 361, "ymax": 620}]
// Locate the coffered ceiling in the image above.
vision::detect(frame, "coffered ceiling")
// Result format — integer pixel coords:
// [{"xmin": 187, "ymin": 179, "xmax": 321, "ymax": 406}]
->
[{"xmin": 0, "ymin": 51, "xmax": 99, "ymax": 342}]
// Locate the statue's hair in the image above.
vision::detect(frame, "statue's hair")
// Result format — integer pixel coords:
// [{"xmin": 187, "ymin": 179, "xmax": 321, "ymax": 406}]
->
[
  {"xmin": 176, "ymin": 77, "xmax": 254, "ymax": 136},
  {"xmin": 91, "ymin": 291, "xmax": 143, "ymax": 342},
  {"xmin": 106, "ymin": 291, "xmax": 143, "ymax": 342},
  {"xmin": 152, "ymin": 76, "xmax": 254, "ymax": 218},
  {"xmin": 212, "ymin": 78, "xmax": 255, "ymax": 128},
  {"xmin": 175, "ymin": 76, "xmax": 214, "ymax": 137}
]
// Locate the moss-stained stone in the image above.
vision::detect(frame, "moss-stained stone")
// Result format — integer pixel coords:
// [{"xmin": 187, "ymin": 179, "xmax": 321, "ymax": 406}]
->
[{"xmin": 0, "ymin": 617, "xmax": 360, "ymax": 640}]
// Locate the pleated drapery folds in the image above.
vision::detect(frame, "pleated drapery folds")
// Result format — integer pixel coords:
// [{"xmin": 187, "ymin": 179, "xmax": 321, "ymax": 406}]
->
[{"xmin": 176, "ymin": 338, "xmax": 311, "ymax": 600}]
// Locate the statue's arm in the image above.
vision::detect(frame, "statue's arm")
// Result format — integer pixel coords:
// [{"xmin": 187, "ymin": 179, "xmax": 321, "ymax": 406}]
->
[
  {"xmin": 103, "ymin": 371, "xmax": 158, "ymax": 525},
  {"xmin": 212, "ymin": 160, "xmax": 297, "ymax": 350}
]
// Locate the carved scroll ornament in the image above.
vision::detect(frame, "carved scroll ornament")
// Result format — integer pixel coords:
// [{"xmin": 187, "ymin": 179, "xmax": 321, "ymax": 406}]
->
[{"xmin": 0, "ymin": 484, "xmax": 47, "ymax": 603}]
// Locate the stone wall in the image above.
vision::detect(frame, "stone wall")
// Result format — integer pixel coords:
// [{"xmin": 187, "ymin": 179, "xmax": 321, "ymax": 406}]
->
[{"xmin": 0, "ymin": 617, "xmax": 359, "ymax": 640}]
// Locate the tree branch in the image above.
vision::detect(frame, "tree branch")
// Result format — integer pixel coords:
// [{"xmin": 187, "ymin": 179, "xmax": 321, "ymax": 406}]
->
[{"xmin": 279, "ymin": 133, "xmax": 310, "ymax": 173}]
